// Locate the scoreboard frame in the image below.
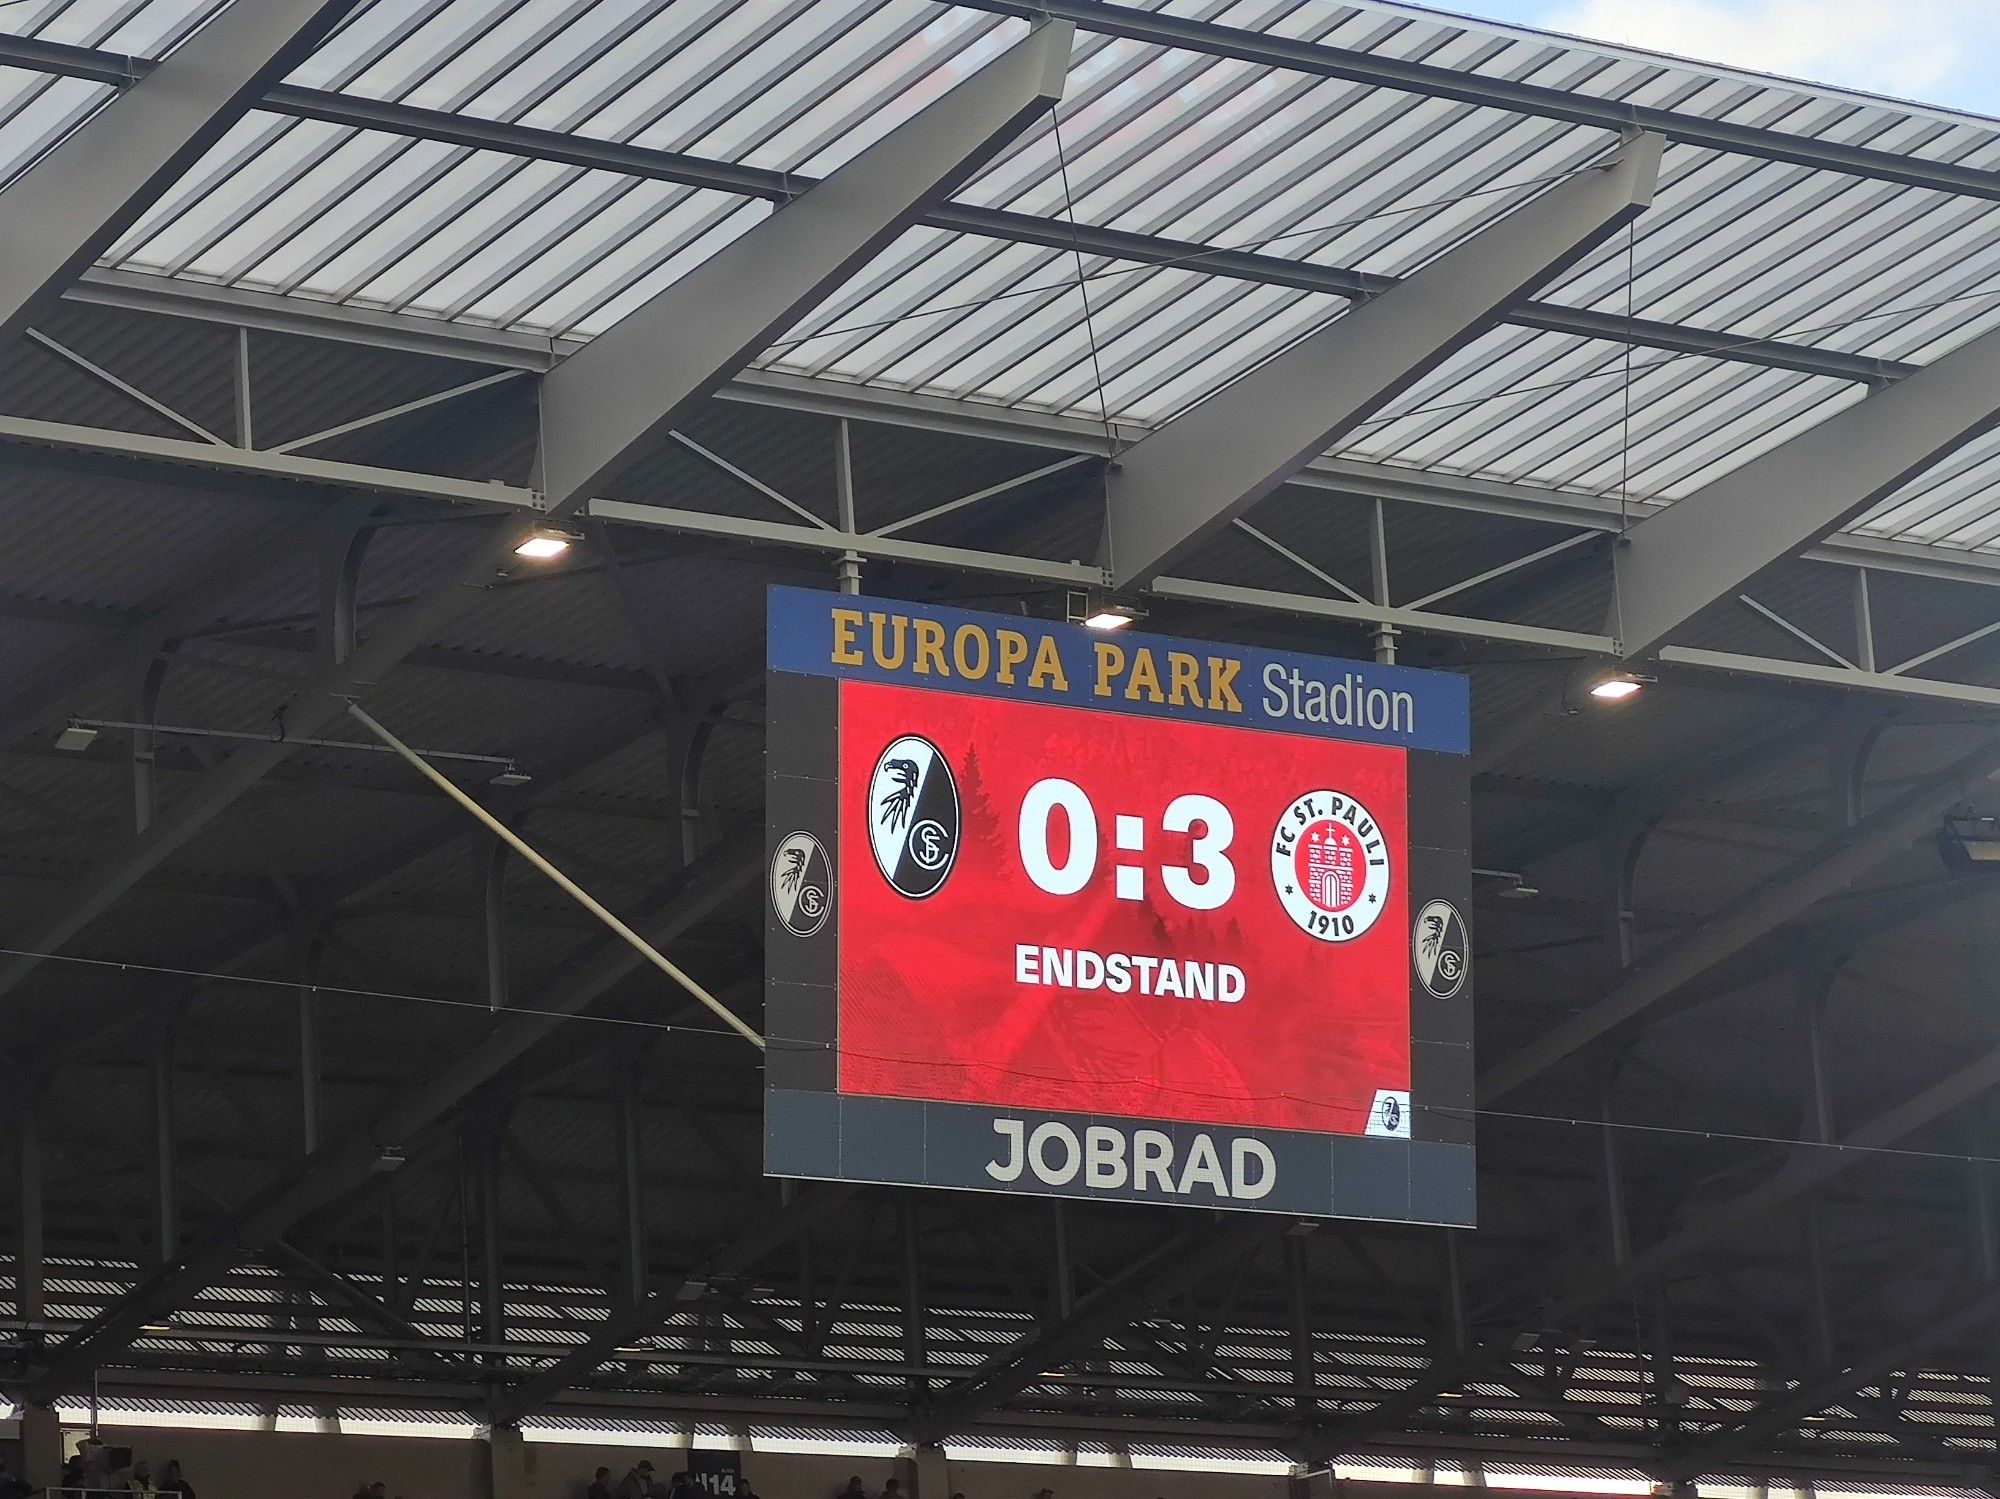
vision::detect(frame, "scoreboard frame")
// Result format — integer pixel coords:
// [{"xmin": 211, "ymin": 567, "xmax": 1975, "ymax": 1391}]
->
[{"xmin": 764, "ymin": 586, "xmax": 1474, "ymax": 1225}]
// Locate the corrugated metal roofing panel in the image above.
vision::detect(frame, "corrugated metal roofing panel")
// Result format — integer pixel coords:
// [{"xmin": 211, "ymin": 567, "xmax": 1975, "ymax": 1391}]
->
[{"xmin": 8, "ymin": 0, "xmax": 2000, "ymax": 553}]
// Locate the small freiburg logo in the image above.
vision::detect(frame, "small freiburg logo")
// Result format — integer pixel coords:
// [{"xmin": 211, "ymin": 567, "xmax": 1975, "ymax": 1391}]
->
[
  {"xmin": 1366, "ymin": 1088, "xmax": 1412, "ymax": 1139},
  {"xmin": 1271, "ymin": 789, "xmax": 1391, "ymax": 942},
  {"xmin": 1413, "ymin": 899, "xmax": 1468, "ymax": 1000},
  {"xmin": 867, "ymin": 735, "xmax": 959, "ymax": 899},
  {"xmin": 770, "ymin": 831, "xmax": 831, "ymax": 938}
]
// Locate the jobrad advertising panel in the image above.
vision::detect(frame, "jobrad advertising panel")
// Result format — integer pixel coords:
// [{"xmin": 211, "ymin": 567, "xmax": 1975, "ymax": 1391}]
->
[{"xmin": 765, "ymin": 586, "xmax": 1474, "ymax": 1223}]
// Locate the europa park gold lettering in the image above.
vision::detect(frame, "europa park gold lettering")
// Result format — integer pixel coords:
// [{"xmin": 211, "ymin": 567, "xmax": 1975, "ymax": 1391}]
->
[{"xmin": 829, "ymin": 608, "xmax": 1069, "ymax": 692}]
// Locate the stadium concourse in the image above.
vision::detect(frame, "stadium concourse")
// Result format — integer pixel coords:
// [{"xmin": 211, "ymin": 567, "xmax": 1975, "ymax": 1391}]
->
[{"xmin": 6, "ymin": 0, "xmax": 2000, "ymax": 1496}]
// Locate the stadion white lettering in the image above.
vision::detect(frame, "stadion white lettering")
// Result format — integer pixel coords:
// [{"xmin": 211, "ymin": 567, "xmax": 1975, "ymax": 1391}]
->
[
  {"xmin": 985, "ymin": 1118, "xmax": 1275, "ymax": 1200},
  {"xmin": 1016, "ymin": 943, "xmax": 1245, "ymax": 1002},
  {"xmin": 1261, "ymin": 663, "xmax": 1415, "ymax": 735}
]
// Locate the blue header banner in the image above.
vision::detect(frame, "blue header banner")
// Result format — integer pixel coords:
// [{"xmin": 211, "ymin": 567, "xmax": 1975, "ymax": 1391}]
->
[{"xmin": 767, "ymin": 586, "xmax": 1469, "ymax": 756}]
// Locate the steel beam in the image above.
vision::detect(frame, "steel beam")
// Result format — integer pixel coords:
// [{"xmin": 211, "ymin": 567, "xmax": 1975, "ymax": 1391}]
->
[
  {"xmin": 953, "ymin": 0, "xmax": 2000, "ymax": 202},
  {"xmin": 1103, "ymin": 133, "xmax": 1660, "ymax": 586},
  {"xmin": 153, "ymin": 1024, "xmax": 178, "ymax": 1264},
  {"xmin": 13, "ymin": 371, "xmax": 2000, "ymax": 597},
  {"xmin": 0, "ymin": 496, "xmax": 370, "ymax": 748},
  {"xmin": 1611, "ymin": 320, "xmax": 2000, "ymax": 657},
  {"xmin": 14, "ymin": 402, "xmax": 2000, "ymax": 705},
  {"xmin": 615, "ymin": 1058, "xmax": 648, "ymax": 1306},
  {"xmin": 20, "ymin": 835, "xmax": 757, "ymax": 1401},
  {"xmin": 1333, "ymin": 1025, "xmax": 2000, "ymax": 1451},
  {"xmin": 0, "ymin": 38, "xmax": 1883, "ymax": 397},
  {"xmin": 1479, "ymin": 729, "xmax": 2000, "ymax": 1102},
  {"xmin": 1667, "ymin": 1280, "xmax": 2000, "ymax": 1474},
  {"xmin": 490, "ymin": 1183, "xmax": 857, "ymax": 1424},
  {"xmin": 0, "ymin": 0, "xmax": 360, "ymax": 342},
  {"xmin": 0, "ymin": 26, "xmax": 1067, "ymax": 1015},
  {"xmin": 18, "ymin": 1091, "xmax": 44, "ymax": 1326},
  {"xmin": 911, "ymin": 1219, "xmax": 1273, "ymax": 1442},
  {"xmin": 0, "ymin": 33, "xmax": 1937, "ymax": 389},
  {"xmin": 535, "ymin": 20, "xmax": 1069, "ymax": 504}
]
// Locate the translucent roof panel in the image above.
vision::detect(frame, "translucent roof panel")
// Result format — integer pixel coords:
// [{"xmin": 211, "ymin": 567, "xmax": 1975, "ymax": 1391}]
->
[{"xmin": 5, "ymin": 0, "xmax": 2000, "ymax": 552}]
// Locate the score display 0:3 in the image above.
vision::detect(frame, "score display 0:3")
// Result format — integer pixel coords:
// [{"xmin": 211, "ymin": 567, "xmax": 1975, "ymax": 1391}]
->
[{"xmin": 835, "ymin": 678, "xmax": 1412, "ymax": 1138}]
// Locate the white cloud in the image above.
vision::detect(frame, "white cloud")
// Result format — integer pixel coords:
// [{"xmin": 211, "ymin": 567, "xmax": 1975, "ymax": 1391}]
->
[{"xmin": 1538, "ymin": 0, "xmax": 1986, "ymax": 103}]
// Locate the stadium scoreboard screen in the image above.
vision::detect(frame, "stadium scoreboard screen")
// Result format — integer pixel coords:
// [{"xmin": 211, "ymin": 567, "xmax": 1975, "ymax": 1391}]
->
[{"xmin": 764, "ymin": 586, "xmax": 1474, "ymax": 1224}]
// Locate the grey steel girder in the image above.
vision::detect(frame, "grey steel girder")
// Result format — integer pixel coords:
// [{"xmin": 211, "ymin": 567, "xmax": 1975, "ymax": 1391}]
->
[
  {"xmin": 1610, "ymin": 320, "xmax": 2000, "ymax": 657},
  {"xmin": 0, "ymin": 0, "xmax": 362, "ymax": 343},
  {"xmin": 1102, "ymin": 133, "xmax": 1661, "ymax": 586}
]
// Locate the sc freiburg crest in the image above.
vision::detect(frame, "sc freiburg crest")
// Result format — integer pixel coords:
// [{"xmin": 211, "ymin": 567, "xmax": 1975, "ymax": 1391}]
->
[
  {"xmin": 1413, "ymin": 899, "xmax": 1468, "ymax": 999},
  {"xmin": 770, "ymin": 831, "xmax": 830, "ymax": 938},
  {"xmin": 867, "ymin": 735, "xmax": 959, "ymax": 899}
]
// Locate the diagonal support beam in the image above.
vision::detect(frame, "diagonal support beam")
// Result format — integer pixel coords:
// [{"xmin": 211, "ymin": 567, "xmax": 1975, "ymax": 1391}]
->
[
  {"xmin": 1610, "ymin": 321, "xmax": 2000, "ymax": 657},
  {"xmin": 1102, "ymin": 132, "xmax": 1660, "ymax": 587},
  {"xmin": 20, "ymin": 834, "xmax": 757, "ymax": 1401},
  {"xmin": 910, "ymin": 1218, "xmax": 1274, "ymax": 1442},
  {"xmin": 0, "ymin": 21, "xmax": 1069, "ymax": 1016},
  {"xmin": 535, "ymin": 20, "xmax": 1069, "ymax": 505},
  {"xmin": 1325, "ymin": 1019, "xmax": 2000, "ymax": 1455},
  {"xmin": 0, "ymin": 0, "xmax": 363, "ymax": 343},
  {"xmin": 1479, "ymin": 730, "xmax": 2000, "ymax": 1103},
  {"xmin": 1664, "ymin": 1278, "xmax": 2000, "ymax": 1474},
  {"xmin": 490, "ymin": 1183, "xmax": 859, "ymax": 1424}
]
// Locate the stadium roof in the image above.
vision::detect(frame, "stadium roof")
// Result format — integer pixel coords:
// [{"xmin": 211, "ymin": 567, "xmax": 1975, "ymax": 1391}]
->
[
  {"xmin": 12, "ymin": 0, "xmax": 2000, "ymax": 556},
  {"xmin": 4, "ymin": 0, "xmax": 2000, "ymax": 1483}
]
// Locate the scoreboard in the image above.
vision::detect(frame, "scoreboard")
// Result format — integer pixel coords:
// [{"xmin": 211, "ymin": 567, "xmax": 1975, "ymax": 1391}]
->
[{"xmin": 764, "ymin": 586, "xmax": 1474, "ymax": 1224}]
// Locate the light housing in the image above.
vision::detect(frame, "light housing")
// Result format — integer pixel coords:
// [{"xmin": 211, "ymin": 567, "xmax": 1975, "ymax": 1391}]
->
[
  {"xmin": 1067, "ymin": 590, "xmax": 1146, "ymax": 630},
  {"xmin": 54, "ymin": 721, "xmax": 99, "ymax": 752},
  {"xmin": 490, "ymin": 766, "xmax": 533, "ymax": 788},
  {"xmin": 513, "ymin": 523, "xmax": 581, "ymax": 560},
  {"xmin": 1940, "ymin": 815, "xmax": 2000, "ymax": 870},
  {"xmin": 1588, "ymin": 672, "xmax": 1646, "ymax": 701}
]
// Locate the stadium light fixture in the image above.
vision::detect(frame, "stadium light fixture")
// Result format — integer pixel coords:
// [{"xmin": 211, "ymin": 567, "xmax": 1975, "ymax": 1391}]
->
[
  {"xmin": 1940, "ymin": 815, "xmax": 2000, "ymax": 870},
  {"xmin": 490, "ymin": 765, "xmax": 533, "ymax": 789},
  {"xmin": 54, "ymin": 721, "xmax": 99, "ymax": 752},
  {"xmin": 1588, "ymin": 671, "xmax": 1647, "ymax": 702},
  {"xmin": 513, "ymin": 523, "xmax": 581, "ymax": 560},
  {"xmin": 1067, "ymin": 590, "xmax": 1146, "ymax": 630}
]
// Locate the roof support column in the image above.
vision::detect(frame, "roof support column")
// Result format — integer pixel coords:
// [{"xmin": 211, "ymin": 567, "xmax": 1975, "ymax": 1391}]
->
[
  {"xmin": 0, "ymin": 0, "xmax": 363, "ymax": 342},
  {"xmin": 1103, "ymin": 133, "xmax": 1661, "ymax": 586}
]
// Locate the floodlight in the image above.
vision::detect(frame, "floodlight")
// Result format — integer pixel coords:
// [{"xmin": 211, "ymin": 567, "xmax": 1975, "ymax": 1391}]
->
[
  {"xmin": 513, "ymin": 523, "xmax": 581, "ymax": 560},
  {"xmin": 1940, "ymin": 815, "xmax": 2000, "ymax": 870},
  {"xmin": 1588, "ymin": 672, "xmax": 1645, "ymax": 701},
  {"xmin": 54, "ymin": 721, "xmax": 99, "ymax": 752},
  {"xmin": 1066, "ymin": 590, "xmax": 1146, "ymax": 630}
]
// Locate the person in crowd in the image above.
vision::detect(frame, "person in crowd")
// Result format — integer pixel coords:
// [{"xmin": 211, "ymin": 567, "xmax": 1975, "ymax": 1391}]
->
[
  {"xmin": 884, "ymin": 1482, "xmax": 902, "ymax": 1499},
  {"xmin": 618, "ymin": 1459, "xmax": 657, "ymax": 1499},
  {"xmin": 0, "ymin": 1456, "xmax": 30, "ymax": 1499},
  {"xmin": 668, "ymin": 1471, "xmax": 697, "ymax": 1499},
  {"xmin": 838, "ymin": 1476, "xmax": 869, "ymax": 1499},
  {"xmin": 158, "ymin": 1460, "xmax": 195, "ymax": 1499},
  {"xmin": 76, "ymin": 1437, "xmax": 111, "ymax": 1492},
  {"xmin": 126, "ymin": 1460, "xmax": 155, "ymax": 1496},
  {"xmin": 352, "ymin": 1482, "xmax": 387, "ymax": 1499},
  {"xmin": 588, "ymin": 1466, "xmax": 614, "ymax": 1499}
]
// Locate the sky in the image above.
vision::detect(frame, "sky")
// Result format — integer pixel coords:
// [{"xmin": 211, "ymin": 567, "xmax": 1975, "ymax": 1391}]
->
[{"xmin": 1439, "ymin": 0, "xmax": 2000, "ymax": 116}]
